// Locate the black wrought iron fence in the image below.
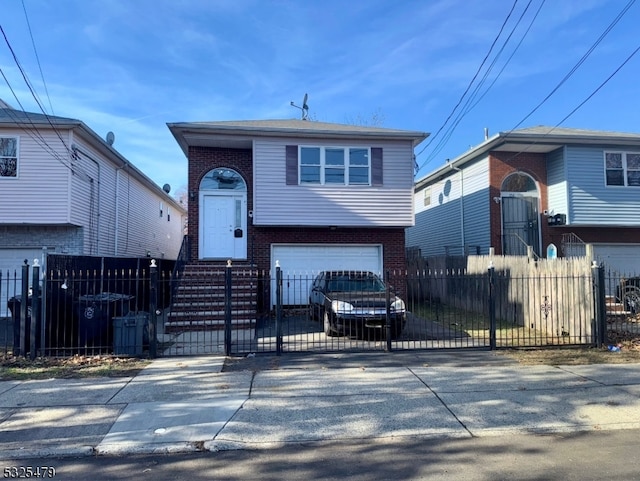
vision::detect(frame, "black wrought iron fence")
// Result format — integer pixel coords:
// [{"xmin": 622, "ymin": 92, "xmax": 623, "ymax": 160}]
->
[{"xmin": 6, "ymin": 259, "xmax": 638, "ymax": 359}]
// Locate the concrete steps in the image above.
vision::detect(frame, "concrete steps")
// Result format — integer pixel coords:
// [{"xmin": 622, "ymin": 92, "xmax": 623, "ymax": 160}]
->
[{"xmin": 166, "ymin": 264, "xmax": 258, "ymax": 332}]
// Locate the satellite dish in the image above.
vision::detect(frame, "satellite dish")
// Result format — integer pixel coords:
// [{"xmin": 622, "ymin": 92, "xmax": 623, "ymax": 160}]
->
[
  {"xmin": 162, "ymin": 184, "xmax": 171, "ymax": 194},
  {"xmin": 106, "ymin": 131, "xmax": 115, "ymax": 146}
]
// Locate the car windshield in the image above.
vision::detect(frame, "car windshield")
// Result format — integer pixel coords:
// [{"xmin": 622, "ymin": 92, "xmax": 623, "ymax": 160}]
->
[{"xmin": 326, "ymin": 275, "xmax": 385, "ymax": 293}]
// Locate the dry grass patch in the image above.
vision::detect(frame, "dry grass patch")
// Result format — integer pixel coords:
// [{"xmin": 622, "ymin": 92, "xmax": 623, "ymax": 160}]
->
[
  {"xmin": 498, "ymin": 343, "xmax": 640, "ymax": 365},
  {"xmin": 0, "ymin": 355, "xmax": 149, "ymax": 380}
]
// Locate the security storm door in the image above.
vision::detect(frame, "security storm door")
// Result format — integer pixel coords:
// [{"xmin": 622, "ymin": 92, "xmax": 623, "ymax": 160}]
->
[
  {"xmin": 502, "ymin": 196, "xmax": 540, "ymax": 256},
  {"xmin": 198, "ymin": 168, "xmax": 248, "ymax": 260}
]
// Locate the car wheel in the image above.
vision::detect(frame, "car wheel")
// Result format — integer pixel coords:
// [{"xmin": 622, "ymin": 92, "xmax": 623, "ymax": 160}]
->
[
  {"xmin": 323, "ymin": 311, "xmax": 337, "ymax": 337},
  {"xmin": 624, "ymin": 286, "xmax": 640, "ymax": 314}
]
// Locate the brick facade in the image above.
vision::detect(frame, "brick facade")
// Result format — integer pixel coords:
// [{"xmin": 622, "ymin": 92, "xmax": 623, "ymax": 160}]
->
[
  {"xmin": 187, "ymin": 146, "xmax": 254, "ymax": 262},
  {"xmin": 0, "ymin": 225, "xmax": 84, "ymax": 254},
  {"xmin": 488, "ymin": 151, "xmax": 552, "ymax": 255},
  {"xmin": 187, "ymin": 147, "xmax": 407, "ymax": 271}
]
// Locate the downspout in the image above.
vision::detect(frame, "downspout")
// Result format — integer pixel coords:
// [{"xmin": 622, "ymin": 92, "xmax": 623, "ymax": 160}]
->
[
  {"xmin": 114, "ymin": 162, "xmax": 128, "ymax": 256},
  {"xmin": 71, "ymin": 144, "xmax": 101, "ymax": 255},
  {"xmin": 449, "ymin": 163, "xmax": 465, "ymax": 254}
]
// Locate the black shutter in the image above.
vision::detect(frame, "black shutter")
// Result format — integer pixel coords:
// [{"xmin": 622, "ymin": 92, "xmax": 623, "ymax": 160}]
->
[
  {"xmin": 286, "ymin": 145, "xmax": 298, "ymax": 185},
  {"xmin": 371, "ymin": 147, "xmax": 383, "ymax": 186}
]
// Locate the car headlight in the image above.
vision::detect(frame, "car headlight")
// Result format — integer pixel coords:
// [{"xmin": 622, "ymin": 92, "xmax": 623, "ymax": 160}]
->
[
  {"xmin": 331, "ymin": 300, "xmax": 354, "ymax": 314},
  {"xmin": 390, "ymin": 298, "xmax": 405, "ymax": 313}
]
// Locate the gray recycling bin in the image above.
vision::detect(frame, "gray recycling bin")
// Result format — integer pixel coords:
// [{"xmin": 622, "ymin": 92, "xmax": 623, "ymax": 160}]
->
[{"xmin": 113, "ymin": 313, "xmax": 147, "ymax": 356}]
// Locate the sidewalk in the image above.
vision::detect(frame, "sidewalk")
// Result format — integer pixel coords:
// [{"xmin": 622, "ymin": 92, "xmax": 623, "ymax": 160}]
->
[{"xmin": 1, "ymin": 351, "xmax": 640, "ymax": 459}]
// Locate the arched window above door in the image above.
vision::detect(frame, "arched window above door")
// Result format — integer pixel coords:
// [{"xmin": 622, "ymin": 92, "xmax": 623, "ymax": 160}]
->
[
  {"xmin": 501, "ymin": 172, "xmax": 537, "ymax": 194},
  {"xmin": 200, "ymin": 168, "xmax": 246, "ymax": 191}
]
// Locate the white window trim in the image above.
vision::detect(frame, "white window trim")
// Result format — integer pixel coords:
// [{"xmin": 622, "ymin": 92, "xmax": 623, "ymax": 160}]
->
[
  {"xmin": 298, "ymin": 145, "xmax": 371, "ymax": 186},
  {"xmin": 423, "ymin": 186, "xmax": 431, "ymax": 206},
  {"xmin": 604, "ymin": 150, "xmax": 640, "ymax": 187},
  {"xmin": 0, "ymin": 135, "xmax": 19, "ymax": 179}
]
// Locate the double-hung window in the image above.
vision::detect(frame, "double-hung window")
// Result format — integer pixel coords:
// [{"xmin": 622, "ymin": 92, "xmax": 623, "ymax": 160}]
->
[
  {"xmin": 605, "ymin": 151, "xmax": 640, "ymax": 187},
  {"xmin": 299, "ymin": 146, "xmax": 371, "ymax": 185},
  {"xmin": 0, "ymin": 136, "xmax": 18, "ymax": 178}
]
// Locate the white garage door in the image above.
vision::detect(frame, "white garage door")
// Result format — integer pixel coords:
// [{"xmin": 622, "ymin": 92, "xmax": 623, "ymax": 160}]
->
[
  {"xmin": 271, "ymin": 244, "xmax": 383, "ymax": 306},
  {"xmin": 593, "ymin": 244, "xmax": 640, "ymax": 276},
  {"xmin": 0, "ymin": 248, "xmax": 48, "ymax": 317}
]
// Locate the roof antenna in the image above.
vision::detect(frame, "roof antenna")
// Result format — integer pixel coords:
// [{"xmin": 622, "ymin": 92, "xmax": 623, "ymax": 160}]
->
[{"xmin": 290, "ymin": 93, "xmax": 309, "ymax": 120}]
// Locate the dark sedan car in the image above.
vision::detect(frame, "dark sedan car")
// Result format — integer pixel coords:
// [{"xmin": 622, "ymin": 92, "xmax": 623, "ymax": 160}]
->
[{"xmin": 308, "ymin": 271, "xmax": 406, "ymax": 339}]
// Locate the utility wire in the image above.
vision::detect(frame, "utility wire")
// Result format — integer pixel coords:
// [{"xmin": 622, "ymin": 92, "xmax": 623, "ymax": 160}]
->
[
  {"xmin": 21, "ymin": 0, "xmax": 54, "ymax": 116},
  {"xmin": 0, "ymin": 24, "xmax": 73, "ymax": 156},
  {"xmin": 503, "ymin": 0, "xmax": 636, "ymax": 137},
  {"xmin": 502, "ymin": 42, "xmax": 640, "ymax": 163},
  {"xmin": 414, "ymin": 0, "xmax": 521, "ymax": 165},
  {"xmin": 417, "ymin": 0, "xmax": 636, "ymax": 178},
  {"xmin": 422, "ymin": 0, "xmax": 542, "ymax": 169}
]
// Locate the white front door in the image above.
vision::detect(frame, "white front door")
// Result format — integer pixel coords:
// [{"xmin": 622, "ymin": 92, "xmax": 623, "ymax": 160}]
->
[{"xmin": 199, "ymin": 193, "xmax": 247, "ymax": 259}]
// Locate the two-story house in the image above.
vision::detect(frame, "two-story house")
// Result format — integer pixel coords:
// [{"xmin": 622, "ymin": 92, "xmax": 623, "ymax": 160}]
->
[
  {"xmin": 0, "ymin": 100, "xmax": 187, "ymax": 276},
  {"xmin": 167, "ymin": 119, "xmax": 427, "ymax": 322},
  {"xmin": 406, "ymin": 126, "xmax": 640, "ymax": 274}
]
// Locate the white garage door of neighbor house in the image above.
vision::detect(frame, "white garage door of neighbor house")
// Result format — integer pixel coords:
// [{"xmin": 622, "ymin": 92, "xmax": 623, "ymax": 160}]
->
[
  {"xmin": 270, "ymin": 244, "xmax": 383, "ymax": 306},
  {"xmin": 0, "ymin": 248, "xmax": 48, "ymax": 317},
  {"xmin": 593, "ymin": 244, "xmax": 640, "ymax": 276}
]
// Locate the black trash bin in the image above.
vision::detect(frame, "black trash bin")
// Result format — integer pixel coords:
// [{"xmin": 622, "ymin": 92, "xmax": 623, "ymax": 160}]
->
[
  {"xmin": 76, "ymin": 293, "xmax": 133, "ymax": 348},
  {"xmin": 7, "ymin": 295, "xmax": 40, "ymax": 355},
  {"xmin": 113, "ymin": 313, "xmax": 147, "ymax": 356}
]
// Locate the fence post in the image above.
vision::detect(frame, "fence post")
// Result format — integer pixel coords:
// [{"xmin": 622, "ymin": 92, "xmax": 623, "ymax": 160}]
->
[
  {"xmin": 149, "ymin": 260, "xmax": 158, "ymax": 358},
  {"xmin": 385, "ymin": 270, "xmax": 392, "ymax": 352},
  {"xmin": 488, "ymin": 263, "xmax": 496, "ymax": 350},
  {"xmin": 30, "ymin": 260, "xmax": 40, "ymax": 360},
  {"xmin": 275, "ymin": 263, "xmax": 282, "ymax": 356},
  {"xmin": 225, "ymin": 260, "xmax": 233, "ymax": 356},
  {"xmin": 17, "ymin": 261, "xmax": 29, "ymax": 357},
  {"xmin": 591, "ymin": 261, "xmax": 606, "ymax": 348}
]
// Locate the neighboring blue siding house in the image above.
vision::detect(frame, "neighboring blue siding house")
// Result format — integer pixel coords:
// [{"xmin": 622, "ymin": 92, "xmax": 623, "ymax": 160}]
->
[{"xmin": 406, "ymin": 126, "xmax": 640, "ymax": 274}]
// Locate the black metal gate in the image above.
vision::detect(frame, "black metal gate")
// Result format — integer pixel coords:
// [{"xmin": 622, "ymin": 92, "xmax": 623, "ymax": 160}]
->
[
  {"xmin": 157, "ymin": 264, "xmax": 607, "ymax": 357},
  {"xmin": 5, "ymin": 260, "xmax": 617, "ymax": 359}
]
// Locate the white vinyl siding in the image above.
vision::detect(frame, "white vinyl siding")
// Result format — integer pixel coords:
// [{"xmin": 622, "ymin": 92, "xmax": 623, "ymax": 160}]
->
[
  {"xmin": 0, "ymin": 129, "xmax": 71, "ymax": 223},
  {"xmin": 254, "ymin": 138, "xmax": 414, "ymax": 226},
  {"xmin": 0, "ymin": 125, "xmax": 185, "ymax": 260},
  {"xmin": 566, "ymin": 146, "xmax": 640, "ymax": 226},
  {"xmin": 69, "ymin": 138, "xmax": 185, "ymax": 259}
]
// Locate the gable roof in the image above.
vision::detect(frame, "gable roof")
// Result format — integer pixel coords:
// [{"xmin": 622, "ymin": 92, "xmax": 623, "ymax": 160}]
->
[
  {"xmin": 0, "ymin": 102, "xmax": 185, "ymax": 212},
  {"xmin": 415, "ymin": 125, "xmax": 640, "ymax": 190},
  {"xmin": 167, "ymin": 118, "xmax": 429, "ymax": 154}
]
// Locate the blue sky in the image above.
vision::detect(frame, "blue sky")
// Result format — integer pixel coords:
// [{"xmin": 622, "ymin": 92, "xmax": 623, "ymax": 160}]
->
[{"xmin": 1, "ymin": 0, "xmax": 639, "ymax": 194}]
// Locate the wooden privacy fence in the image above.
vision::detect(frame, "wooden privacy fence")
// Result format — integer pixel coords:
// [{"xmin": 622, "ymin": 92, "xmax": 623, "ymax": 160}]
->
[{"xmin": 407, "ymin": 255, "xmax": 596, "ymax": 344}]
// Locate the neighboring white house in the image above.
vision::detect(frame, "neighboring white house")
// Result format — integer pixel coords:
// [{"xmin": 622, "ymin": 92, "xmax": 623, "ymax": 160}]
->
[{"xmin": 0, "ymin": 100, "xmax": 187, "ymax": 278}]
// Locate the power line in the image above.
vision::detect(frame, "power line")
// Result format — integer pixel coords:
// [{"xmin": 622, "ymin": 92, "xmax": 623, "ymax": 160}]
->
[
  {"xmin": 21, "ymin": 0, "xmax": 54, "ymax": 116},
  {"xmin": 414, "ymin": 0, "xmax": 521, "ymax": 166},
  {"xmin": 501, "ymin": 42, "xmax": 640, "ymax": 163},
  {"xmin": 0, "ymin": 23, "xmax": 73, "ymax": 157},
  {"xmin": 504, "ymin": 0, "xmax": 636, "ymax": 136},
  {"xmin": 421, "ymin": 0, "xmax": 543, "ymax": 169},
  {"xmin": 0, "ymin": 88, "xmax": 77, "ymax": 173}
]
